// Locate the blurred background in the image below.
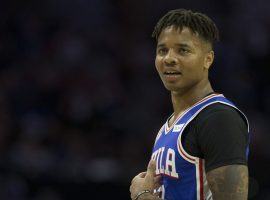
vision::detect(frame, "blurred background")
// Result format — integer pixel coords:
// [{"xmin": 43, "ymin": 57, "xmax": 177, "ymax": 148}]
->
[{"xmin": 0, "ymin": 0, "xmax": 269, "ymax": 199}]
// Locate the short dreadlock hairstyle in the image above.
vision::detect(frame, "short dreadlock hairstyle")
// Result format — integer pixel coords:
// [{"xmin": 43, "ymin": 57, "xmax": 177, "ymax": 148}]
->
[{"xmin": 152, "ymin": 9, "xmax": 219, "ymax": 48}]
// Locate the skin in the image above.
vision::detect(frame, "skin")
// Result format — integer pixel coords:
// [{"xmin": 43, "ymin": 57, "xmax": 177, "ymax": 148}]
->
[
  {"xmin": 130, "ymin": 160, "xmax": 162, "ymax": 200},
  {"xmin": 130, "ymin": 26, "xmax": 248, "ymax": 199},
  {"xmin": 155, "ymin": 26, "xmax": 214, "ymax": 122},
  {"xmin": 207, "ymin": 165, "xmax": 248, "ymax": 200}
]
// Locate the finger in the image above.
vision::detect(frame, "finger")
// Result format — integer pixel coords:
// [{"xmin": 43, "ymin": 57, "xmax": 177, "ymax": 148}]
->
[
  {"xmin": 153, "ymin": 191, "xmax": 161, "ymax": 197},
  {"xmin": 153, "ymin": 182, "xmax": 161, "ymax": 190},
  {"xmin": 145, "ymin": 159, "xmax": 156, "ymax": 180},
  {"xmin": 131, "ymin": 172, "xmax": 146, "ymax": 184},
  {"xmin": 153, "ymin": 196, "xmax": 163, "ymax": 200},
  {"xmin": 134, "ymin": 171, "xmax": 146, "ymax": 179},
  {"xmin": 129, "ymin": 184, "xmax": 133, "ymax": 193},
  {"xmin": 129, "ymin": 184, "xmax": 136, "ymax": 199},
  {"xmin": 153, "ymin": 175, "xmax": 162, "ymax": 183},
  {"xmin": 130, "ymin": 191, "xmax": 135, "ymax": 200},
  {"xmin": 138, "ymin": 171, "xmax": 147, "ymax": 178},
  {"xmin": 152, "ymin": 192, "xmax": 163, "ymax": 200},
  {"xmin": 153, "ymin": 176, "xmax": 162, "ymax": 189}
]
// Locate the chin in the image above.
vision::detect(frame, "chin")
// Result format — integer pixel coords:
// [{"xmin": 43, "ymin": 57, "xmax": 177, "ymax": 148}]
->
[
  {"xmin": 163, "ymin": 81, "xmax": 193, "ymax": 93},
  {"xmin": 164, "ymin": 84, "xmax": 182, "ymax": 92}
]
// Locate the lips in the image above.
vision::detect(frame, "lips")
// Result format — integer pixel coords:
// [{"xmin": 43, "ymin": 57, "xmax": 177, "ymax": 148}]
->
[
  {"xmin": 163, "ymin": 71, "xmax": 182, "ymax": 82},
  {"xmin": 164, "ymin": 71, "xmax": 181, "ymax": 75}
]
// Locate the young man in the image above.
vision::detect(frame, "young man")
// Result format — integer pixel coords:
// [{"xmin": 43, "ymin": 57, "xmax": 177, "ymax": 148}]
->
[{"xmin": 130, "ymin": 9, "xmax": 250, "ymax": 200}]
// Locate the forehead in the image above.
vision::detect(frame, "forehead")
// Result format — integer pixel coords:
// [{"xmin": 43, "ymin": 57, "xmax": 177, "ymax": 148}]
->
[{"xmin": 157, "ymin": 26, "xmax": 204, "ymax": 48}]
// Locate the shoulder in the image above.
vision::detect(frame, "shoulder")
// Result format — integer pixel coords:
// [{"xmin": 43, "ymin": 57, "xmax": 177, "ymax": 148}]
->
[
  {"xmin": 191, "ymin": 103, "xmax": 249, "ymax": 172},
  {"xmin": 181, "ymin": 102, "xmax": 249, "ymax": 163},
  {"xmin": 193, "ymin": 103, "xmax": 247, "ymax": 129},
  {"xmin": 198, "ymin": 103, "xmax": 241, "ymax": 118}
]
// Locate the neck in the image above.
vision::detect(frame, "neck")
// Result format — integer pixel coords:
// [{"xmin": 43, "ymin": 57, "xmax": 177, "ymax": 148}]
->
[{"xmin": 171, "ymin": 78, "xmax": 214, "ymax": 117}]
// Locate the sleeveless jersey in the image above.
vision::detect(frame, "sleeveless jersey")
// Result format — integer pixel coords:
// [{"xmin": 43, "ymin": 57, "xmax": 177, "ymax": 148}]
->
[{"xmin": 151, "ymin": 93, "xmax": 249, "ymax": 200}]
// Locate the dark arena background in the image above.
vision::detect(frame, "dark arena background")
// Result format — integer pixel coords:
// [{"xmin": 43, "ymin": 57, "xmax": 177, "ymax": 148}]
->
[{"xmin": 0, "ymin": 0, "xmax": 269, "ymax": 199}]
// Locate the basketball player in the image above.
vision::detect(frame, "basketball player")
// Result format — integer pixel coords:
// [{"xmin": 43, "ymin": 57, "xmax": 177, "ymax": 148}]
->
[{"xmin": 130, "ymin": 9, "xmax": 250, "ymax": 200}]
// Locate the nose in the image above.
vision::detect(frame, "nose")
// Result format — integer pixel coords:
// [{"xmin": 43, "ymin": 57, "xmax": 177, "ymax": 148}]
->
[{"xmin": 164, "ymin": 50, "xmax": 177, "ymax": 66}]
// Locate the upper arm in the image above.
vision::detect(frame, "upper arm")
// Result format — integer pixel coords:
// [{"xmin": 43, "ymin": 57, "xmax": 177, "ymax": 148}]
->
[
  {"xmin": 197, "ymin": 107, "xmax": 249, "ymax": 172},
  {"xmin": 206, "ymin": 164, "xmax": 248, "ymax": 200}
]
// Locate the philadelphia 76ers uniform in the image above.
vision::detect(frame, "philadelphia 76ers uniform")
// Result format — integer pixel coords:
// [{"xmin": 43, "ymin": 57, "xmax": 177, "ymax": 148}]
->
[{"xmin": 151, "ymin": 93, "xmax": 249, "ymax": 200}]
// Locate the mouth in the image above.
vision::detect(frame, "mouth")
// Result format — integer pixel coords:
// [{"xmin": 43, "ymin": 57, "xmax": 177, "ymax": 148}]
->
[
  {"xmin": 162, "ymin": 71, "xmax": 182, "ymax": 82},
  {"xmin": 163, "ymin": 71, "xmax": 182, "ymax": 75}
]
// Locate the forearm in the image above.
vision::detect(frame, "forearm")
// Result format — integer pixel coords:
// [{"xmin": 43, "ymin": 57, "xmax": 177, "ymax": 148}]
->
[{"xmin": 207, "ymin": 165, "xmax": 248, "ymax": 200}]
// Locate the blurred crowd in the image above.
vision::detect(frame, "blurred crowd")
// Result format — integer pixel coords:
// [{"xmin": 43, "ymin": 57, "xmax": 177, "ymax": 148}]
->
[{"xmin": 0, "ymin": 0, "xmax": 270, "ymax": 199}]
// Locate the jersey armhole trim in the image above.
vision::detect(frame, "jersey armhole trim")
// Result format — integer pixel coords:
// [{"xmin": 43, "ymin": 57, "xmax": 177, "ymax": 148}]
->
[{"xmin": 176, "ymin": 101, "xmax": 249, "ymax": 164}]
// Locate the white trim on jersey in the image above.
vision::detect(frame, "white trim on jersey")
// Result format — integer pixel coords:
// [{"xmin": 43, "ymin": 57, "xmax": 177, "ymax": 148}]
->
[
  {"xmin": 202, "ymin": 159, "xmax": 213, "ymax": 200},
  {"xmin": 175, "ymin": 97, "xmax": 248, "ymax": 200},
  {"xmin": 164, "ymin": 94, "xmax": 223, "ymax": 134},
  {"xmin": 177, "ymin": 99, "xmax": 249, "ymax": 164},
  {"xmin": 154, "ymin": 94, "xmax": 248, "ymax": 200},
  {"xmin": 215, "ymin": 102, "xmax": 250, "ymax": 132}
]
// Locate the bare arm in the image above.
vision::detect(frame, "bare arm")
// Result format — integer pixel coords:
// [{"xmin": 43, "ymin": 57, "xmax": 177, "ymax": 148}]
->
[{"xmin": 206, "ymin": 165, "xmax": 248, "ymax": 200}]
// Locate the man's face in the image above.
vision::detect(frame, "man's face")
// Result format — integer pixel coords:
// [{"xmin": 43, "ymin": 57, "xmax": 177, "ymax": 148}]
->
[{"xmin": 155, "ymin": 26, "xmax": 213, "ymax": 93}]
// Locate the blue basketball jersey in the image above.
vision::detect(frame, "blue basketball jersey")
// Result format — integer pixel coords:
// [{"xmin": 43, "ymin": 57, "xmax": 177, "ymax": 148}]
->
[{"xmin": 151, "ymin": 93, "xmax": 249, "ymax": 200}]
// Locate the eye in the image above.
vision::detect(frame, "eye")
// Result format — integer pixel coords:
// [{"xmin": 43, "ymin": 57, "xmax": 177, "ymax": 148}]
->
[
  {"xmin": 157, "ymin": 48, "xmax": 168, "ymax": 55},
  {"xmin": 178, "ymin": 48, "xmax": 190, "ymax": 54}
]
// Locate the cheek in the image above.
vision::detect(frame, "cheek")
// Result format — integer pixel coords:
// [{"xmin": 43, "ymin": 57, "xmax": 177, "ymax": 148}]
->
[
  {"xmin": 155, "ymin": 57, "xmax": 162, "ymax": 72},
  {"xmin": 184, "ymin": 56, "xmax": 204, "ymax": 71},
  {"xmin": 181, "ymin": 59, "xmax": 205, "ymax": 80}
]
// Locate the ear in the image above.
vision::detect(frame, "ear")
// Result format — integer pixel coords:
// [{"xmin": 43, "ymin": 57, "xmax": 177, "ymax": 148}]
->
[{"xmin": 204, "ymin": 50, "xmax": 214, "ymax": 70}]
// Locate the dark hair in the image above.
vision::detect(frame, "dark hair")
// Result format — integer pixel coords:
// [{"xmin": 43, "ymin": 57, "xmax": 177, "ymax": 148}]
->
[{"xmin": 152, "ymin": 9, "xmax": 219, "ymax": 47}]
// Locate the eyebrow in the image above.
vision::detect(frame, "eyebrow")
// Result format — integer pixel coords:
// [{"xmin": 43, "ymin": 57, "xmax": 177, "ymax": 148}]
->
[{"xmin": 157, "ymin": 43, "xmax": 191, "ymax": 48}]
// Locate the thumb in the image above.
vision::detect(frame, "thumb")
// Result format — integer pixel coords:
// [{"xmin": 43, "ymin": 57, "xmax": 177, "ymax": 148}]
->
[{"xmin": 145, "ymin": 159, "xmax": 156, "ymax": 181}]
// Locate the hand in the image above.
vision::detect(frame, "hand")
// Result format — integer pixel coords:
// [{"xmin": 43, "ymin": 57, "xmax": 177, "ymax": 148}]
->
[{"xmin": 130, "ymin": 160, "xmax": 162, "ymax": 199}]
